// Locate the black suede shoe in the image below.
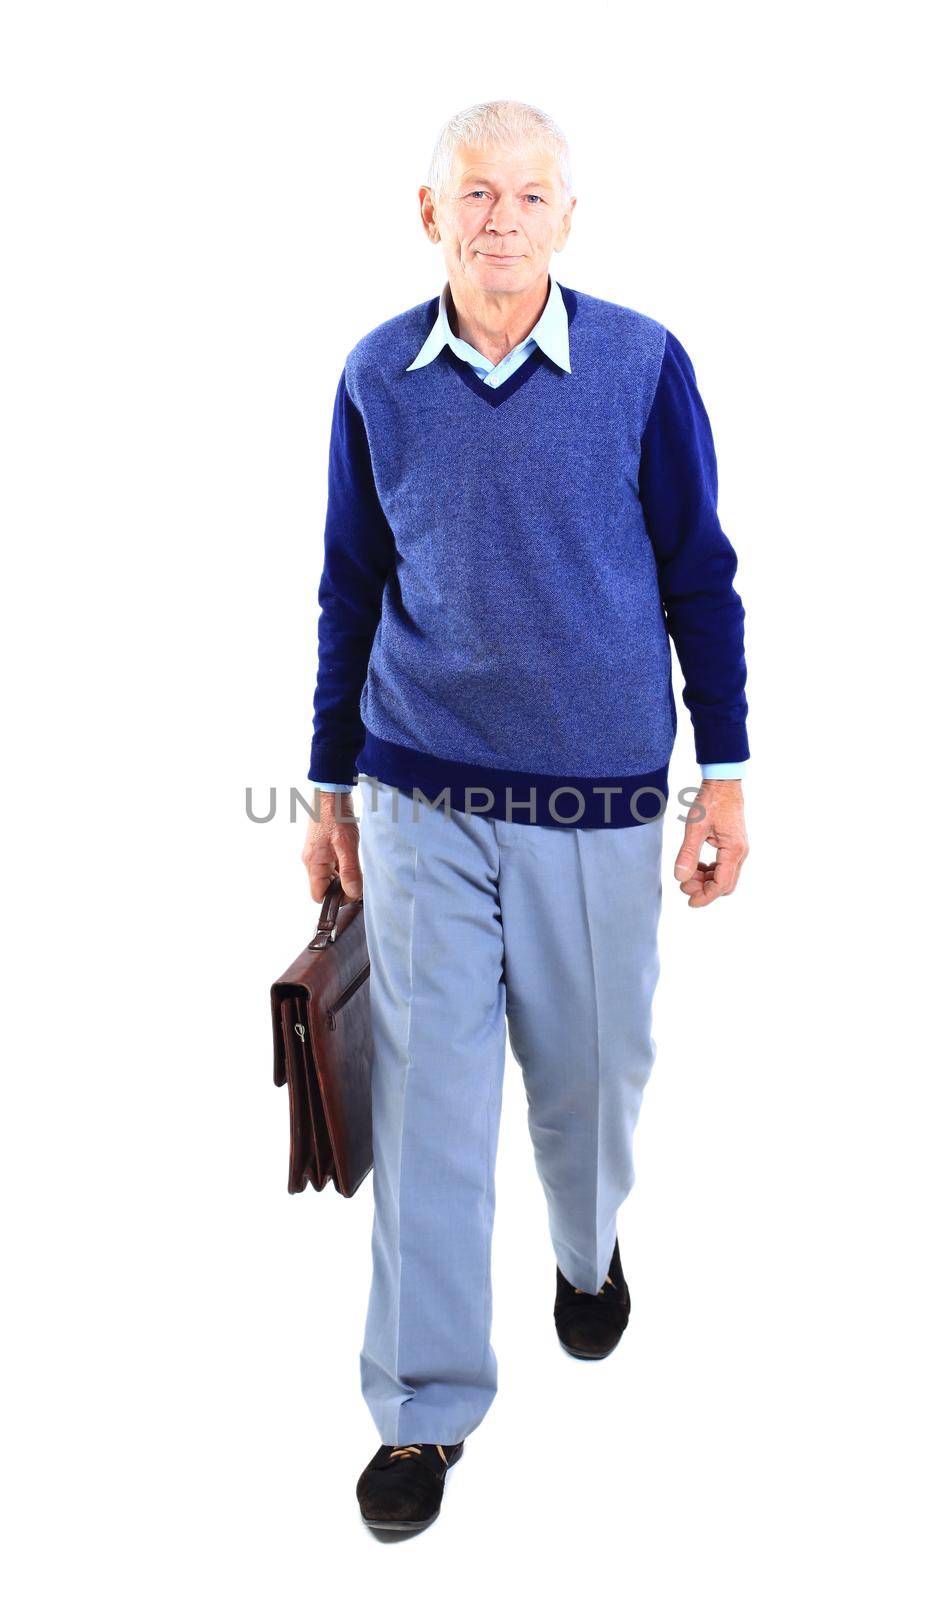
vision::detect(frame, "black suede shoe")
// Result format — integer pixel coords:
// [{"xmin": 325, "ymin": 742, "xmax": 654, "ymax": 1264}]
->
[
  {"xmin": 554, "ymin": 1238, "xmax": 631, "ymax": 1359},
  {"xmin": 356, "ymin": 1441, "xmax": 464, "ymax": 1533}
]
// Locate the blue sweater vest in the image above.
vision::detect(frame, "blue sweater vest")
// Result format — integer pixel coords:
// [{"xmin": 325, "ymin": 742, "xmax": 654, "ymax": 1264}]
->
[{"xmin": 309, "ymin": 283, "xmax": 748, "ymax": 828}]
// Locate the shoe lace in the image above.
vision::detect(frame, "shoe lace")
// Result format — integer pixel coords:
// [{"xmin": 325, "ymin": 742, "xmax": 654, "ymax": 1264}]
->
[
  {"xmin": 388, "ymin": 1444, "xmax": 449, "ymax": 1464},
  {"xmin": 574, "ymin": 1273, "xmax": 615, "ymax": 1296}
]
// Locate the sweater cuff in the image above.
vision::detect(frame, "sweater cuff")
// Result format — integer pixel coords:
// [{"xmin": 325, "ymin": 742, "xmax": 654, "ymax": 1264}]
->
[
  {"xmin": 308, "ymin": 744, "xmax": 361, "ymax": 787},
  {"xmin": 692, "ymin": 722, "xmax": 750, "ymax": 766}
]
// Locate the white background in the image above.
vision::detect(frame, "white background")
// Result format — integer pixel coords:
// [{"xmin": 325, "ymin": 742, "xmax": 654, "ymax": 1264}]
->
[{"xmin": 3, "ymin": 2, "xmax": 940, "ymax": 1594}]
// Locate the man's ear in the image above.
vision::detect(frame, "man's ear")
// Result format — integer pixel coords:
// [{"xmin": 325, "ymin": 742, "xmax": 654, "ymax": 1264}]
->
[{"xmin": 418, "ymin": 185, "xmax": 439, "ymax": 243}]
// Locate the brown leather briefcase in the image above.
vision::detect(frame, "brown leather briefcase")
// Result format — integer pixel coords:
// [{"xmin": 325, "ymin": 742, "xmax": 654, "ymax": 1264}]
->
[{"xmin": 271, "ymin": 876, "xmax": 373, "ymax": 1197}]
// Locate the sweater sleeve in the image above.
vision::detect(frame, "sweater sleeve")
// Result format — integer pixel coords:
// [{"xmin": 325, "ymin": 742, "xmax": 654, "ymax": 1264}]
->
[
  {"xmin": 638, "ymin": 330, "xmax": 749, "ymax": 765},
  {"xmin": 307, "ymin": 367, "xmax": 397, "ymax": 785}
]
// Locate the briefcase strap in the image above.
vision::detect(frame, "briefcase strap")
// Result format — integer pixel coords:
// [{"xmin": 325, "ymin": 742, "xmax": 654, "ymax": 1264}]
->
[{"xmin": 309, "ymin": 874, "xmax": 362, "ymax": 951}]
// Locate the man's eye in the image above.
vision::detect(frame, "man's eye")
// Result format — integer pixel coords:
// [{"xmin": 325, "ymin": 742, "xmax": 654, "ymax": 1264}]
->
[{"xmin": 524, "ymin": 194, "xmax": 543, "ymax": 204}]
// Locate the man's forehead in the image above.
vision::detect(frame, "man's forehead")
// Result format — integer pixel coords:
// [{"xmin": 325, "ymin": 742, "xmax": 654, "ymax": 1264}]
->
[{"xmin": 451, "ymin": 146, "xmax": 560, "ymax": 185}]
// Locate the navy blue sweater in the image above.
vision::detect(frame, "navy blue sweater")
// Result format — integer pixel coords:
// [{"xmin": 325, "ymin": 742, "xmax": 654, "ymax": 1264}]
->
[{"xmin": 309, "ymin": 283, "xmax": 748, "ymax": 828}]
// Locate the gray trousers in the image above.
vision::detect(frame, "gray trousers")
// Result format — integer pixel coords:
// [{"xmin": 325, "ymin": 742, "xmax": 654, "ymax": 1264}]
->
[{"xmin": 357, "ymin": 777, "xmax": 664, "ymax": 1444}]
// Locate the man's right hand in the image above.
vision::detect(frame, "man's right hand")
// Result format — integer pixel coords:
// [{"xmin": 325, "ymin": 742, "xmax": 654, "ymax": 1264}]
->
[{"xmin": 301, "ymin": 788, "xmax": 363, "ymax": 903}]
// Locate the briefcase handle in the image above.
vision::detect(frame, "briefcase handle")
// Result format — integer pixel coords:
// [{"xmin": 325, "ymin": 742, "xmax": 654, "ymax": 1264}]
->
[{"xmin": 308, "ymin": 874, "xmax": 362, "ymax": 951}]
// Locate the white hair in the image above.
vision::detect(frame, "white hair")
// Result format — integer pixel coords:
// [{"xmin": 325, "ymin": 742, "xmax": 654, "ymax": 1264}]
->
[{"xmin": 427, "ymin": 99, "xmax": 573, "ymax": 201}]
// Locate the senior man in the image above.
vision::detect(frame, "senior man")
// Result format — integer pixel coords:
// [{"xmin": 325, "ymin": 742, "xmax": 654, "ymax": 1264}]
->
[{"xmin": 301, "ymin": 99, "xmax": 749, "ymax": 1534}]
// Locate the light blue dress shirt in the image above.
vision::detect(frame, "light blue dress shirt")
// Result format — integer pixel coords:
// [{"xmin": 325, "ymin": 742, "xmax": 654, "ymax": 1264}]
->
[
  {"xmin": 316, "ymin": 276, "xmax": 747, "ymax": 790},
  {"xmin": 406, "ymin": 272, "xmax": 573, "ymax": 385}
]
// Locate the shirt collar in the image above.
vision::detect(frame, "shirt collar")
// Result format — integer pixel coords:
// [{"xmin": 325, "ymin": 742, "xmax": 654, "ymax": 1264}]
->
[{"xmin": 406, "ymin": 273, "xmax": 571, "ymax": 375}]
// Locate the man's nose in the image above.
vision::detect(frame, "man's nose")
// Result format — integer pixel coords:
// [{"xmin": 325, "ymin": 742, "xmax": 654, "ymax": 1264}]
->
[{"xmin": 485, "ymin": 197, "xmax": 519, "ymax": 231}]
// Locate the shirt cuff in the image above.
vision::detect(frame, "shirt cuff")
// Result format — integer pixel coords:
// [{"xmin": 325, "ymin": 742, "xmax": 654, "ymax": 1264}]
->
[
  {"xmin": 312, "ymin": 781, "xmax": 354, "ymax": 792},
  {"xmin": 700, "ymin": 761, "xmax": 748, "ymax": 780}
]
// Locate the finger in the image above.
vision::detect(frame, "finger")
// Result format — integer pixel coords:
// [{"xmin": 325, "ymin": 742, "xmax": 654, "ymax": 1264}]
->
[
  {"xmin": 678, "ymin": 860, "xmax": 713, "ymax": 893},
  {"xmin": 710, "ymin": 845, "xmax": 741, "ymax": 894},
  {"xmin": 304, "ymin": 842, "xmax": 337, "ymax": 896},
  {"xmin": 678, "ymin": 858, "xmax": 719, "ymax": 903},
  {"xmin": 679, "ymin": 874, "xmax": 711, "ymax": 896},
  {"xmin": 329, "ymin": 825, "xmax": 361, "ymax": 902},
  {"xmin": 721, "ymin": 854, "xmax": 746, "ymax": 897},
  {"xmin": 687, "ymin": 876, "xmax": 726, "ymax": 908},
  {"xmin": 713, "ymin": 836, "xmax": 751, "ymax": 895},
  {"xmin": 333, "ymin": 833, "xmax": 364, "ymax": 900},
  {"xmin": 307, "ymin": 863, "xmax": 337, "ymax": 902},
  {"xmin": 674, "ymin": 822, "xmax": 711, "ymax": 882},
  {"xmin": 728, "ymin": 839, "xmax": 749, "ymax": 894}
]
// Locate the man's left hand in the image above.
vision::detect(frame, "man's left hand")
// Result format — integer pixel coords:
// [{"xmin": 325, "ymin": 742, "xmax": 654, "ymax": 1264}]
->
[{"xmin": 673, "ymin": 780, "xmax": 749, "ymax": 908}]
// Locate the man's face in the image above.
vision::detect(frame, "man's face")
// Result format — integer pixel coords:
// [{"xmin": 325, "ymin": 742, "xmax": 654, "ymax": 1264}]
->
[{"xmin": 426, "ymin": 142, "xmax": 574, "ymax": 295}]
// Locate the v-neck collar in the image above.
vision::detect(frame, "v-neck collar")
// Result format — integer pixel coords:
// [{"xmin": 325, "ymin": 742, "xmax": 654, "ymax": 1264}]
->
[{"xmin": 410, "ymin": 282, "xmax": 578, "ymax": 410}]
